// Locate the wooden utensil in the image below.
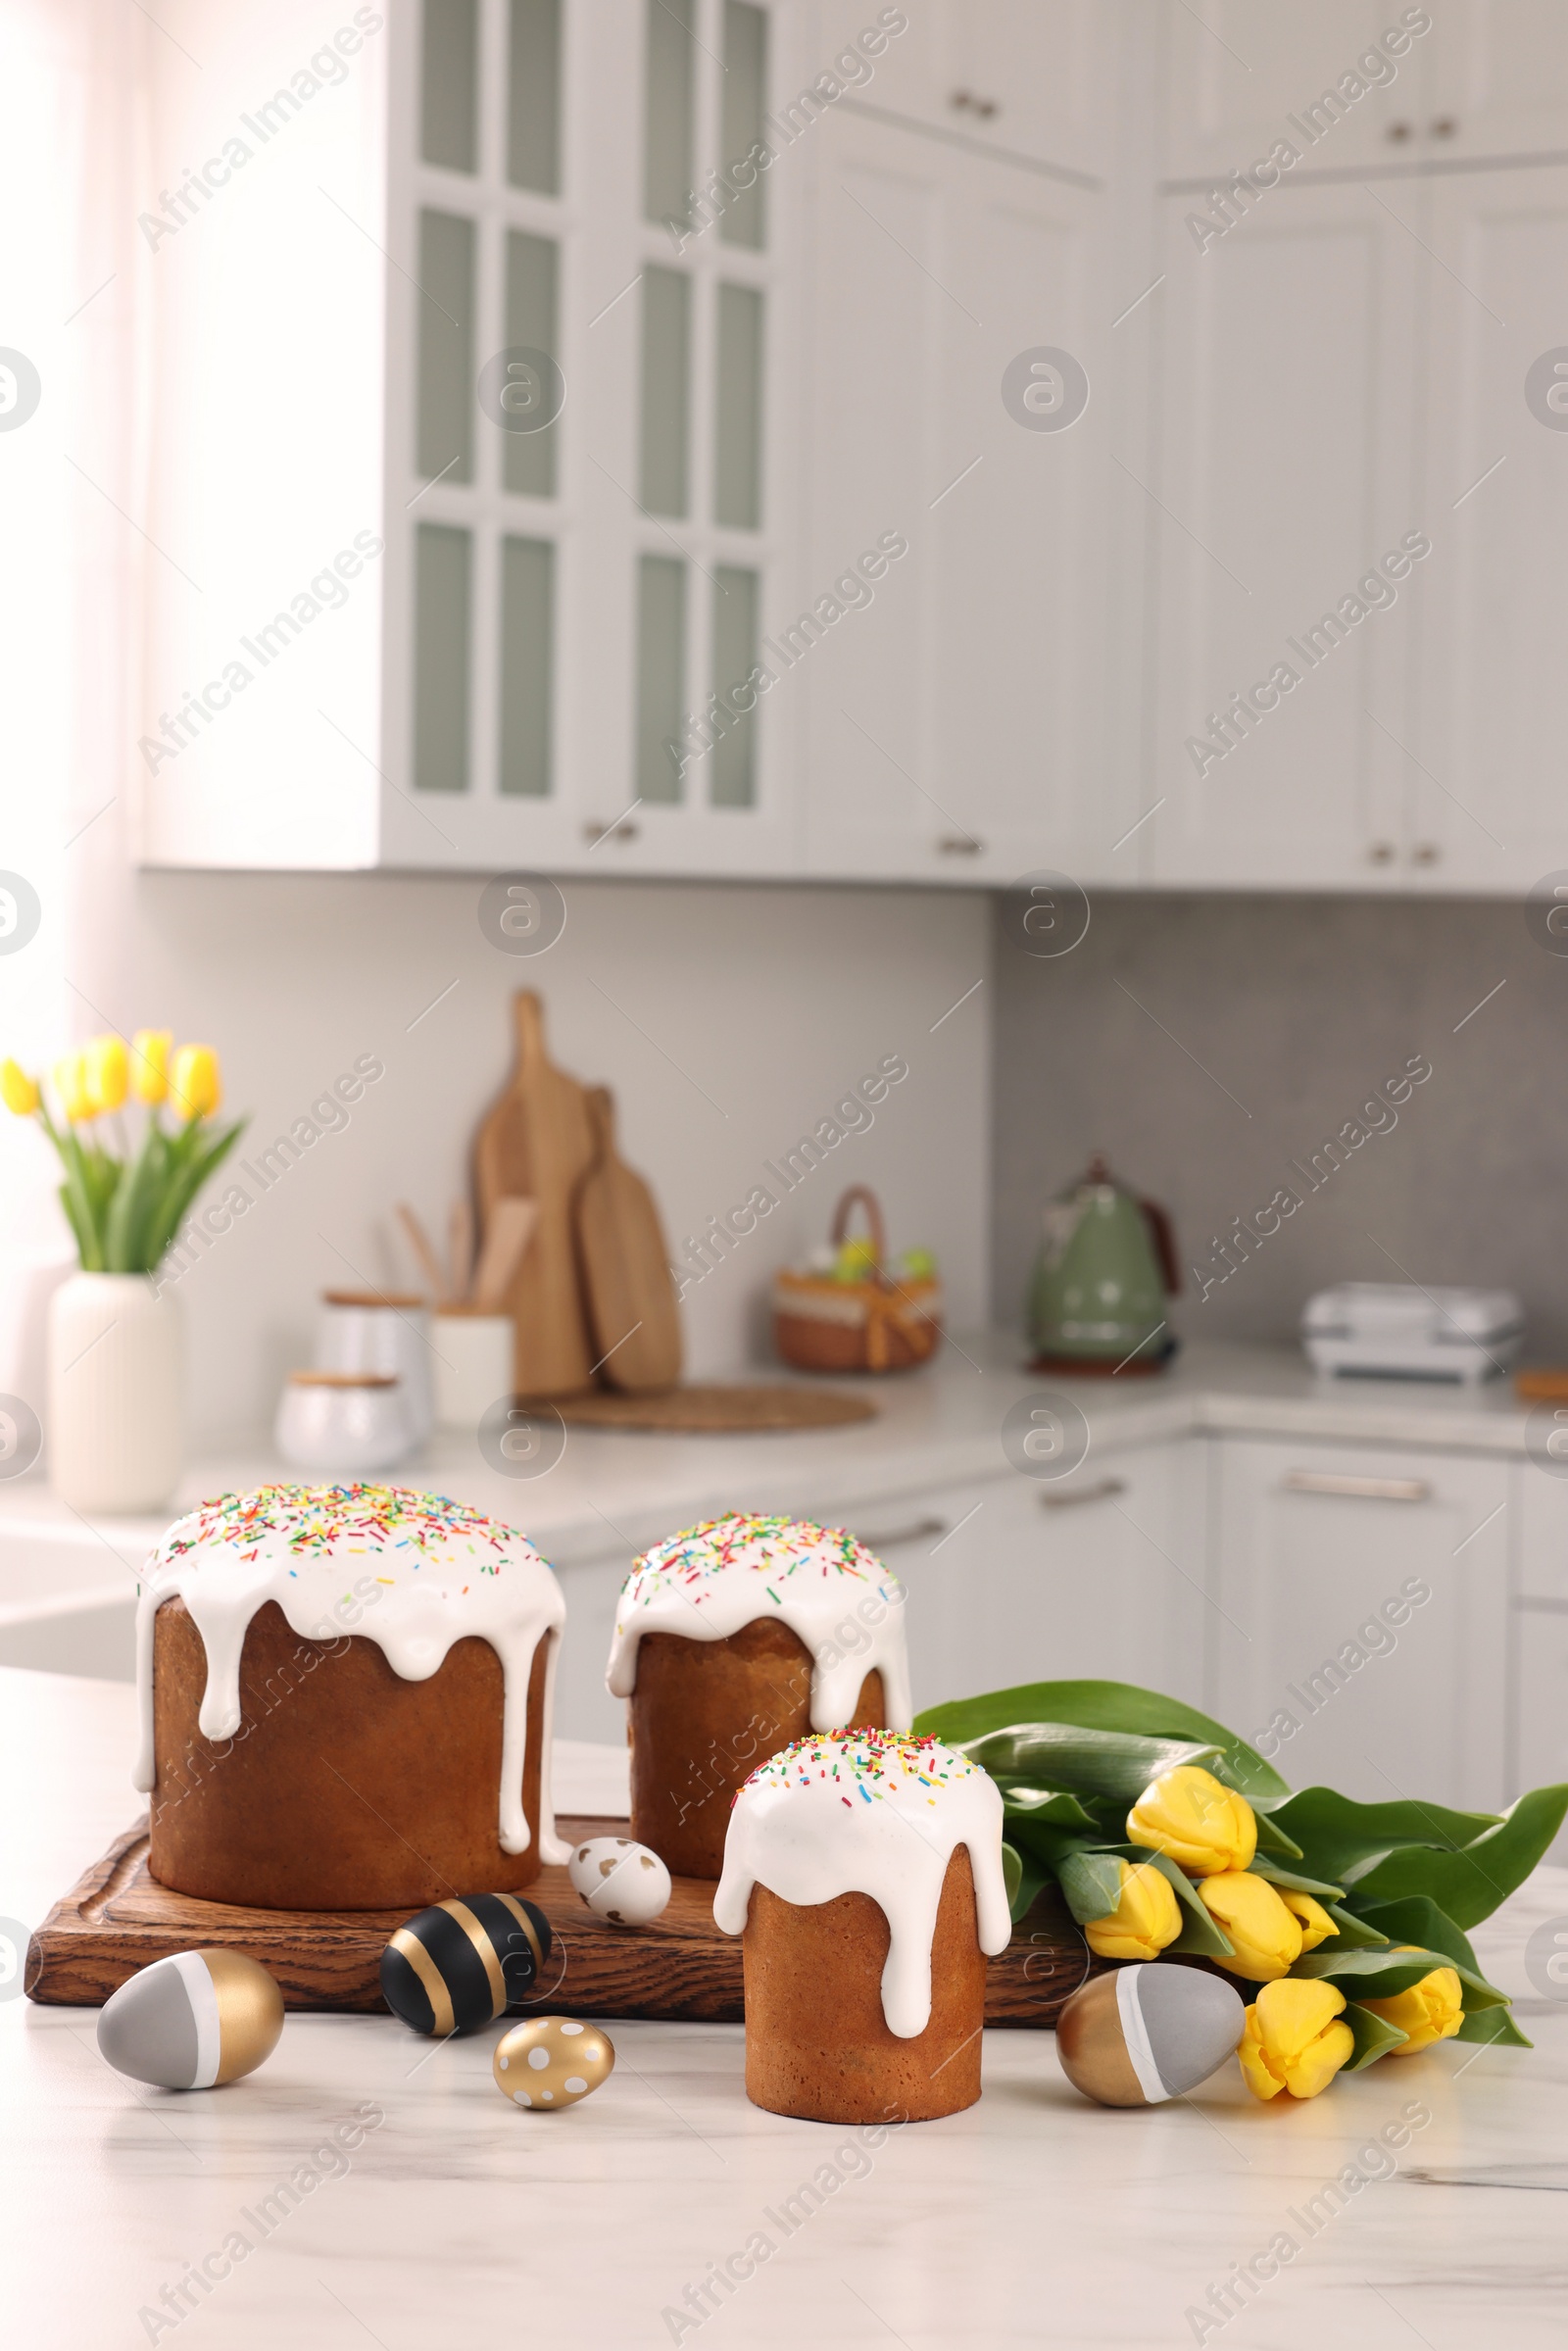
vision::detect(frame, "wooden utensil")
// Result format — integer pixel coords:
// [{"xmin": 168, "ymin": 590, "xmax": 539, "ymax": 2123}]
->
[
  {"xmin": 396, "ymin": 1203, "xmax": 449, "ymax": 1305},
  {"xmin": 471, "ymin": 1197, "xmax": 538, "ymax": 1313},
  {"xmin": 473, "ymin": 992, "xmax": 599, "ymax": 1396},
  {"xmin": 573, "ymin": 1087, "xmax": 683, "ymax": 1394}
]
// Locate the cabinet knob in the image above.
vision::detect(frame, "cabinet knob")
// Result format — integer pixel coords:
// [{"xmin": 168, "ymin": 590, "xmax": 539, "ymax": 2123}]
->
[
  {"xmin": 937, "ymin": 834, "xmax": 984, "ymax": 856},
  {"xmin": 1367, "ymin": 840, "xmax": 1396, "ymax": 864},
  {"xmin": 584, "ymin": 818, "xmax": 640, "ymax": 845},
  {"xmin": 949, "ymin": 88, "xmax": 1000, "ymax": 121},
  {"xmin": 1413, "ymin": 841, "xmax": 1441, "ymax": 865},
  {"xmin": 1431, "ymin": 117, "xmax": 1458, "ymax": 138},
  {"xmin": 1386, "ymin": 121, "xmax": 1413, "ymax": 142}
]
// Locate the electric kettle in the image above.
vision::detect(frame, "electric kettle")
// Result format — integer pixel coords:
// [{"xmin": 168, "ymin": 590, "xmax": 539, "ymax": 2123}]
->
[{"xmin": 1027, "ymin": 1154, "xmax": 1180, "ymax": 1373}]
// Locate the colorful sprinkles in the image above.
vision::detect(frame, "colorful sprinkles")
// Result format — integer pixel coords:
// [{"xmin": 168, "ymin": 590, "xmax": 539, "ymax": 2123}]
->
[
  {"xmin": 738, "ymin": 1730, "xmax": 978, "ymax": 1807},
  {"xmin": 621, "ymin": 1512, "xmax": 899, "ymax": 1616},
  {"xmin": 157, "ymin": 1484, "xmax": 537, "ymax": 1578}
]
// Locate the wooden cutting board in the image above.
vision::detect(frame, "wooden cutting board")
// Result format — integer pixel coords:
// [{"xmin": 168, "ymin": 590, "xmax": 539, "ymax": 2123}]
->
[
  {"xmin": 473, "ymin": 992, "xmax": 598, "ymax": 1397},
  {"xmin": 573, "ymin": 1087, "xmax": 683, "ymax": 1395},
  {"xmin": 26, "ymin": 1815, "xmax": 1099, "ymax": 2027}
]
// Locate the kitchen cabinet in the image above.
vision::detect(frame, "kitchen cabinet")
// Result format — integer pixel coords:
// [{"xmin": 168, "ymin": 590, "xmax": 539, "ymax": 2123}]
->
[
  {"xmin": 1428, "ymin": 1, "xmax": 1568, "ymax": 161},
  {"xmin": 863, "ymin": 1442, "xmax": 1206, "ymax": 1718},
  {"xmin": 1210, "ymin": 1436, "xmax": 1509, "ymax": 1812},
  {"xmin": 1144, "ymin": 180, "xmax": 1422, "ymax": 889},
  {"xmin": 1160, "ymin": 2, "xmax": 1438, "ymax": 180},
  {"xmin": 1406, "ymin": 165, "xmax": 1568, "ymax": 891},
  {"xmin": 798, "ymin": 108, "xmax": 1118, "ymax": 884}
]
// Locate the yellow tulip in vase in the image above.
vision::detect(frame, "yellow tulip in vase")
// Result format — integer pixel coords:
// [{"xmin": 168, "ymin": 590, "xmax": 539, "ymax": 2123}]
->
[{"xmin": 1, "ymin": 1033, "xmax": 243, "ymax": 1511}]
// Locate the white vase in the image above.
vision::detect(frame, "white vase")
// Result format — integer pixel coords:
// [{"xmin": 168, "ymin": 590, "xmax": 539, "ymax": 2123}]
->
[{"xmin": 47, "ymin": 1271, "xmax": 183, "ymax": 1513}]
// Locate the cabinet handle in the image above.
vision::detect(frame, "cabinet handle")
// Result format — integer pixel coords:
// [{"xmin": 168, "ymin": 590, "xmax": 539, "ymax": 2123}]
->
[
  {"xmin": 584, "ymin": 818, "xmax": 640, "ymax": 845},
  {"xmin": 1431, "ymin": 118, "xmax": 1458, "ymax": 138},
  {"xmin": 857, "ymin": 1515, "xmax": 949, "ymax": 1549},
  {"xmin": 1412, "ymin": 842, "xmax": 1441, "ymax": 866},
  {"xmin": 950, "ymin": 89, "xmax": 1000, "ymax": 121},
  {"xmin": 1367, "ymin": 840, "xmax": 1396, "ymax": 864},
  {"xmin": 1039, "ymin": 1477, "xmax": 1127, "ymax": 1511},
  {"xmin": 1387, "ymin": 122, "xmax": 1413, "ymax": 142},
  {"xmin": 937, "ymin": 835, "xmax": 983, "ymax": 856},
  {"xmin": 1283, "ymin": 1470, "xmax": 1431, "ymax": 1503}
]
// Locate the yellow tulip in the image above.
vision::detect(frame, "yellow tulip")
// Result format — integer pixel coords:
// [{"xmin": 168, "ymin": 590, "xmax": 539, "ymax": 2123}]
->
[
  {"xmin": 130, "ymin": 1028, "xmax": 172, "ymax": 1105},
  {"xmin": 1358, "ymin": 1950, "xmax": 1464, "ymax": 2055},
  {"xmin": 1199, "ymin": 1871, "xmax": 1303, "ymax": 1982},
  {"xmin": 0, "ymin": 1058, "xmax": 39, "ymax": 1115},
  {"xmin": 54, "ymin": 1050, "xmax": 93, "ymax": 1122},
  {"xmin": 1127, "ymin": 1764, "xmax": 1257, "ymax": 1877},
  {"xmin": 1240, "ymin": 1978, "xmax": 1354, "ymax": 2102},
  {"xmin": 83, "ymin": 1033, "xmax": 128, "ymax": 1115},
  {"xmin": 1280, "ymin": 1890, "xmax": 1339, "ymax": 1954},
  {"xmin": 169, "ymin": 1044, "xmax": 221, "ymax": 1119},
  {"xmin": 1083, "ymin": 1859, "xmax": 1184, "ymax": 1962}
]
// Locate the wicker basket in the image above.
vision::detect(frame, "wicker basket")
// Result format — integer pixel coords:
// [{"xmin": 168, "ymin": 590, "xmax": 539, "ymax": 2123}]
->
[{"xmin": 772, "ymin": 1186, "xmax": 942, "ymax": 1374}]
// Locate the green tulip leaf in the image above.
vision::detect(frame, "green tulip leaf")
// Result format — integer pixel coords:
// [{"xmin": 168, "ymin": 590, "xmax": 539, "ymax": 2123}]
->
[
  {"xmin": 1454, "ymin": 2003, "xmax": 1531, "ymax": 2049},
  {"xmin": 1267, "ymin": 1788, "xmax": 1504, "ymax": 1885},
  {"xmin": 914, "ymin": 1680, "xmax": 1291, "ymax": 1803},
  {"xmin": 1056, "ymin": 1849, "xmax": 1126, "ymax": 1927},
  {"xmin": 1342, "ymin": 2001, "xmax": 1409, "ymax": 2071},
  {"xmin": 1003, "ymin": 1817, "xmax": 1114, "ymax": 1872},
  {"xmin": 959, "ymin": 1723, "xmax": 1225, "ymax": 1805},
  {"xmin": 1347, "ymin": 1786, "xmax": 1568, "ymax": 1930},
  {"xmin": 1252, "ymin": 1809, "xmax": 1306, "ymax": 1859},
  {"xmin": 995, "ymin": 1785, "xmax": 1102, "ymax": 1830},
  {"xmin": 1001, "ymin": 1838, "xmax": 1022, "ymax": 1910},
  {"xmin": 1250, "ymin": 1860, "xmax": 1340, "ymax": 1899},
  {"xmin": 1138, "ymin": 1848, "xmax": 1236, "ymax": 1958},
  {"xmin": 1350, "ymin": 1897, "xmax": 1480, "ymax": 1975},
  {"xmin": 1321, "ymin": 1901, "xmax": 1390, "ymax": 1950},
  {"xmin": 1004, "ymin": 1841, "xmax": 1050, "ymax": 1926},
  {"xmin": 1292, "ymin": 1942, "xmax": 1509, "ymax": 2012}
]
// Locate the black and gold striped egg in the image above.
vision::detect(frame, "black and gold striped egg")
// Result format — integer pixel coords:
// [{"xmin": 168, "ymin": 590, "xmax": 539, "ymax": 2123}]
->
[{"xmin": 379, "ymin": 1893, "xmax": 552, "ymax": 2037}]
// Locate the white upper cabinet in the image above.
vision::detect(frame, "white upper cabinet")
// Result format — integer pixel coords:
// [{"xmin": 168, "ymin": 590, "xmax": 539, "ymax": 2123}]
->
[
  {"xmin": 1161, "ymin": 2, "xmax": 1438, "ymax": 179},
  {"xmin": 798, "ymin": 108, "xmax": 1116, "ymax": 884},
  {"xmin": 1429, "ymin": 1, "xmax": 1568, "ymax": 158},
  {"xmin": 1408, "ymin": 165, "xmax": 1568, "ymax": 889},
  {"xmin": 816, "ymin": 0, "xmax": 1115, "ymax": 180},
  {"xmin": 1145, "ymin": 179, "xmax": 1421, "ymax": 888}
]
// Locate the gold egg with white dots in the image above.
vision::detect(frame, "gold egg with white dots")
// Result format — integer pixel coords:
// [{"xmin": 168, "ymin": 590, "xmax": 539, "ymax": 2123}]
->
[{"xmin": 493, "ymin": 2016, "xmax": 614, "ymax": 2109}]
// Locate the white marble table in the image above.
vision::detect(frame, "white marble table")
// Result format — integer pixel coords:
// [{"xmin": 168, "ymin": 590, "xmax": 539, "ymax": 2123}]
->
[{"xmin": 5, "ymin": 1667, "xmax": 1566, "ymax": 2350}]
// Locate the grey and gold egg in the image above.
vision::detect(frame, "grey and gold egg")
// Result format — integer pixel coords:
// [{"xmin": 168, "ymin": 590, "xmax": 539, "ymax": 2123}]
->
[
  {"xmin": 493, "ymin": 2015, "xmax": 614, "ymax": 2109},
  {"xmin": 97, "ymin": 1949, "xmax": 284, "ymax": 2090},
  {"xmin": 379, "ymin": 1892, "xmax": 552, "ymax": 2037},
  {"xmin": 1056, "ymin": 1965, "xmax": 1246, "ymax": 2108},
  {"xmin": 566, "ymin": 1836, "xmax": 672, "ymax": 1928}
]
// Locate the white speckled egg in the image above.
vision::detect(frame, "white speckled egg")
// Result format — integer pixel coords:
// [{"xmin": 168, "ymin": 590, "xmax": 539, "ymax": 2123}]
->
[
  {"xmin": 97, "ymin": 1950, "xmax": 284, "ymax": 2090},
  {"xmin": 493, "ymin": 2016, "xmax": 614, "ymax": 2108},
  {"xmin": 567, "ymin": 1836, "xmax": 672, "ymax": 1927},
  {"xmin": 1057, "ymin": 1964, "xmax": 1246, "ymax": 2107}
]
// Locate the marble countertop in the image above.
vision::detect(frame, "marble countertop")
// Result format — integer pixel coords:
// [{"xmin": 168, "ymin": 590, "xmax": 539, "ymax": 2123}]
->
[
  {"xmin": 6, "ymin": 1667, "xmax": 1567, "ymax": 2350},
  {"xmin": 0, "ymin": 1335, "xmax": 1544, "ymax": 1582}
]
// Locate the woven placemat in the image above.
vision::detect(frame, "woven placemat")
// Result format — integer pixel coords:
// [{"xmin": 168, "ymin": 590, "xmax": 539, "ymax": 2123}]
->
[{"xmin": 554, "ymin": 1384, "xmax": 878, "ymax": 1432}]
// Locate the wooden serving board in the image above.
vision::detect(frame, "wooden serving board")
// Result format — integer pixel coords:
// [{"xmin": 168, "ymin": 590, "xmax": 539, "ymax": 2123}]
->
[
  {"xmin": 26, "ymin": 1815, "xmax": 1100, "ymax": 2029},
  {"xmin": 573, "ymin": 1087, "xmax": 683, "ymax": 1395},
  {"xmin": 473, "ymin": 992, "xmax": 599, "ymax": 1398}
]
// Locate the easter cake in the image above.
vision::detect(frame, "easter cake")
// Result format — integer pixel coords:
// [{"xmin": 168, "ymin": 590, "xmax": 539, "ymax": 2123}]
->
[
  {"xmin": 713, "ymin": 1730, "xmax": 1011, "ymax": 2123},
  {"xmin": 606, "ymin": 1512, "xmax": 913, "ymax": 1879},
  {"xmin": 134, "ymin": 1484, "xmax": 567, "ymax": 1910}
]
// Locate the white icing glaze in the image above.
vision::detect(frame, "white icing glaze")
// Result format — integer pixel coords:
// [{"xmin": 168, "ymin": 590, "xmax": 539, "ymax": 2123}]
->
[
  {"xmin": 712, "ymin": 1732, "xmax": 1011, "ymax": 2037},
  {"xmin": 132, "ymin": 1484, "xmax": 569, "ymax": 1861},
  {"xmin": 606, "ymin": 1513, "xmax": 913, "ymax": 1730}
]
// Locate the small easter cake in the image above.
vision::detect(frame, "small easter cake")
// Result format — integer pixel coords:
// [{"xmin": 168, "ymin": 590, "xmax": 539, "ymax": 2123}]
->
[
  {"xmin": 606, "ymin": 1512, "xmax": 912, "ymax": 1879},
  {"xmin": 713, "ymin": 1731, "xmax": 1010, "ymax": 2123},
  {"xmin": 134, "ymin": 1484, "xmax": 567, "ymax": 1910}
]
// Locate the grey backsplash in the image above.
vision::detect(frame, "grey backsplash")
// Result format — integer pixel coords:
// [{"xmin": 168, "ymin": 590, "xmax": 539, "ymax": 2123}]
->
[{"xmin": 991, "ymin": 890, "xmax": 1568, "ymax": 1359}]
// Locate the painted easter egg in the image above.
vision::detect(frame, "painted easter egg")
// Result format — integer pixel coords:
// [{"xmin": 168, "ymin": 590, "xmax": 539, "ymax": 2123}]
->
[
  {"xmin": 380, "ymin": 1892, "xmax": 552, "ymax": 2036},
  {"xmin": 567, "ymin": 1837, "xmax": 672, "ymax": 1928},
  {"xmin": 1056, "ymin": 1964, "xmax": 1246, "ymax": 2107},
  {"xmin": 493, "ymin": 2015, "xmax": 614, "ymax": 2109},
  {"xmin": 97, "ymin": 1949, "xmax": 284, "ymax": 2090}
]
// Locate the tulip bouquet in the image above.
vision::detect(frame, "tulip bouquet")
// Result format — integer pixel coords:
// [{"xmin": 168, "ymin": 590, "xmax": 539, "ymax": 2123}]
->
[
  {"xmin": 1, "ymin": 1032, "xmax": 244, "ymax": 1273},
  {"xmin": 917, "ymin": 1680, "xmax": 1568, "ymax": 2104}
]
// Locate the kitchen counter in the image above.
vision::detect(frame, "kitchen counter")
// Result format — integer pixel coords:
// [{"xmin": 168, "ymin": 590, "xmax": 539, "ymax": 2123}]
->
[
  {"xmin": 0, "ymin": 1335, "xmax": 1544, "ymax": 1579},
  {"xmin": 5, "ymin": 1666, "xmax": 1566, "ymax": 2351}
]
